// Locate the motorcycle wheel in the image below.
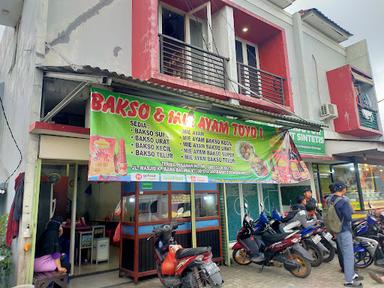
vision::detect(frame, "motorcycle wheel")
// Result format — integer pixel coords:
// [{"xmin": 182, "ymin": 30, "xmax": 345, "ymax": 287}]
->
[
  {"xmin": 320, "ymin": 239, "xmax": 335, "ymax": 263},
  {"xmin": 286, "ymin": 252, "xmax": 312, "ymax": 278},
  {"xmin": 354, "ymin": 248, "xmax": 373, "ymax": 268},
  {"xmin": 304, "ymin": 241, "xmax": 323, "ymax": 267},
  {"xmin": 232, "ymin": 248, "xmax": 252, "ymax": 265}
]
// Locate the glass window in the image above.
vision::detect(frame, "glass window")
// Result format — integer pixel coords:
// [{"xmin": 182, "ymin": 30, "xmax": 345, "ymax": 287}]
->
[
  {"xmin": 171, "ymin": 194, "xmax": 191, "ymax": 219},
  {"xmin": 333, "ymin": 163, "xmax": 360, "ymax": 210},
  {"xmin": 314, "ymin": 165, "xmax": 332, "ymax": 197},
  {"xmin": 359, "ymin": 164, "xmax": 384, "ymax": 208},
  {"xmin": 122, "ymin": 195, "xmax": 135, "ymax": 222},
  {"xmin": 235, "ymin": 40, "xmax": 243, "ymax": 63},
  {"xmin": 242, "ymin": 184, "xmax": 259, "ymax": 216},
  {"xmin": 246, "ymin": 44, "xmax": 257, "ymax": 68},
  {"xmin": 162, "ymin": 8, "xmax": 184, "ymax": 41},
  {"xmin": 226, "ymin": 184, "xmax": 241, "ymax": 242},
  {"xmin": 138, "ymin": 194, "xmax": 168, "ymax": 222},
  {"xmin": 195, "ymin": 193, "xmax": 218, "ymax": 218}
]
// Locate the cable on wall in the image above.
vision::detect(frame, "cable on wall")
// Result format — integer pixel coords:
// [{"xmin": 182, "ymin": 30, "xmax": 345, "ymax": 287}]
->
[{"xmin": 0, "ymin": 94, "xmax": 23, "ymax": 187}]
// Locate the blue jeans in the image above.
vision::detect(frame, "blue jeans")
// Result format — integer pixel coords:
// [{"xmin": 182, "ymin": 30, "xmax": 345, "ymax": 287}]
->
[{"xmin": 336, "ymin": 230, "xmax": 354, "ymax": 283}]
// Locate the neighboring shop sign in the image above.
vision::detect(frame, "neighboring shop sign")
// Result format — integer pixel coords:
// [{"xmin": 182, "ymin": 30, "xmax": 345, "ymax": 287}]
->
[
  {"xmin": 88, "ymin": 88, "xmax": 310, "ymax": 183},
  {"xmin": 289, "ymin": 128, "xmax": 325, "ymax": 156}
]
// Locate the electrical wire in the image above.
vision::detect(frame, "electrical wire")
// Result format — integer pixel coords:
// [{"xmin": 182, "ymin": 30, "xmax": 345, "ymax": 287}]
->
[{"xmin": 0, "ymin": 94, "xmax": 23, "ymax": 186}]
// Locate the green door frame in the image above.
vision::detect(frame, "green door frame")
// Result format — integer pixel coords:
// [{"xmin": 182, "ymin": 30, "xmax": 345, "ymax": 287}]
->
[{"xmin": 26, "ymin": 159, "xmax": 42, "ymax": 283}]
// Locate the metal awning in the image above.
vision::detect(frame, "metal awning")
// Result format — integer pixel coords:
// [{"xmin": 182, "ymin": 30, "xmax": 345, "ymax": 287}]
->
[
  {"xmin": 38, "ymin": 65, "xmax": 324, "ymax": 132},
  {"xmin": 326, "ymin": 139, "xmax": 384, "ymax": 164},
  {"xmin": 352, "ymin": 71, "xmax": 374, "ymax": 86}
]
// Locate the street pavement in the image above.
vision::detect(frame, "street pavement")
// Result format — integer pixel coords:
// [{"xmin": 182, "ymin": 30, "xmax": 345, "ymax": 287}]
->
[{"xmin": 70, "ymin": 259, "xmax": 384, "ymax": 288}]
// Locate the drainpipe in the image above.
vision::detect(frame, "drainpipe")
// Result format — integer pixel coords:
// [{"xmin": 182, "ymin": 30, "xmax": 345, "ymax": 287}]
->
[{"xmin": 292, "ymin": 13, "xmax": 311, "ymax": 120}]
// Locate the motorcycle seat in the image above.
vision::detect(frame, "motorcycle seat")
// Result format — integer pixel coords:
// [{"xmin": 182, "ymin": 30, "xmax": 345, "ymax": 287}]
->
[
  {"xmin": 352, "ymin": 219, "xmax": 365, "ymax": 225},
  {"xmin": 176, "ymin": 247, "xmax": 211, "ymax": 259},
  {"xmin": 262, "ymin": 232, "xmax": 288, "ymax": 244}
]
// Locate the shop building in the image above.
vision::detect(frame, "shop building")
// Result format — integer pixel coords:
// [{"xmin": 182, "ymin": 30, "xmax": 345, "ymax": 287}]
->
[{"xmin": 0, "ymin": 0, "xmax": 382, "ymax": 286}]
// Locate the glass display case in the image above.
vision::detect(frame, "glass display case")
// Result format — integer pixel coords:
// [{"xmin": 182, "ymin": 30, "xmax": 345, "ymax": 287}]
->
[
  {"xmin": 119, "ymin": 182, "xmax": 222, "ymax": 283},
  {"xmin": 358, "ymin": 164, "xmax": 384, "ymax": 208}
]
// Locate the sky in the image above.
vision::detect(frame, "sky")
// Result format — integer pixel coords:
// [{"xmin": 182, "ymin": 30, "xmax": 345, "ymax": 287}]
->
[
  {"xmin": 0, "ymin": 0, "xmax": 383, "ymax": 119},
  {"xmin": 286, "ymin": 0, "xmax": 384, "ymax": 123}
]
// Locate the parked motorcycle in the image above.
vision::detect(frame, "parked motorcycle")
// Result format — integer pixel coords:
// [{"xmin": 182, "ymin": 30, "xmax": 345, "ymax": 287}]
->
[
  {"xmin": 232, "ymin": 210, "xmax": 313, "ymax": 278},
  {"xmin": 147, "ymin": 222, "xmax": 224, "ymax": 288},
  {"xmin": 315, "ymin": 223, "xmax": 336, "ymax": 263},
  {"xmin": 352, "ymin": 204, "xmax": 384, "ymax": 268},
  {"xmin": 271, "ymin": 209, "xmax": 332, "ymax": 267}
]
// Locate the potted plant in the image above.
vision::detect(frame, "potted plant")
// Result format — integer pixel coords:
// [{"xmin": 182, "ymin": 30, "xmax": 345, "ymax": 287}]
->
[{"xmin": 0, "ymin": 214, "xmax": 12, "ymax": 287}]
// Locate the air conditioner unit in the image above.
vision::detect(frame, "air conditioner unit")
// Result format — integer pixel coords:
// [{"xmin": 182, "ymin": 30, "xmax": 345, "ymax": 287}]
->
[{"xmin": 320, "ymin": 103, "xmax": 338, "ymax": 120}]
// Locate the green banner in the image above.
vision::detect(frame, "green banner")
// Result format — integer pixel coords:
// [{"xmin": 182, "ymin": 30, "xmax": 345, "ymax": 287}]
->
[
  {"xmin": 88, "ymin": 88, "xmax": 310, "ymax": 183},
  {"xmin": 290, "ymin": 128, "xmax": 325, "ymax": 156}
]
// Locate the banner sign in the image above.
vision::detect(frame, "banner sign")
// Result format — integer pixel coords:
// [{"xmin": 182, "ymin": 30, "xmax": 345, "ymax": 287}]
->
[
  {"xmin": 88, "ymin": 88, "xmax": 310, "ymax": 183},
  {"xmin": 290, "ymin": 128, "xmax": 325, "ymax": 156}
]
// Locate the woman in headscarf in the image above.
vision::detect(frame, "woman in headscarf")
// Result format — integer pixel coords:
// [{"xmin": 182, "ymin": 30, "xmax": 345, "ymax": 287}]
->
[{"xmin": 34, "ymin": 217, "xmax": 68, "ymax": 273}]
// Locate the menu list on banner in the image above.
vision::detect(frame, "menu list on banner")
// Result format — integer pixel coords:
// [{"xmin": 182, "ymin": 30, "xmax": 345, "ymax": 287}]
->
[{"xmin": 88, "ymin": 87, "xmax": 310, "ymax": 184}]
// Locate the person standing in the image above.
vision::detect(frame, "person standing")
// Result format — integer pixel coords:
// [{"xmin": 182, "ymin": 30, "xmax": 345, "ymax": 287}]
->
[
  {"xmin": 327, "ymin": 182, "xmax": 363, "ymax": 287},
  {"xmin": 303, "ymin": 188, "xmax": 317, "ymax": 208}
]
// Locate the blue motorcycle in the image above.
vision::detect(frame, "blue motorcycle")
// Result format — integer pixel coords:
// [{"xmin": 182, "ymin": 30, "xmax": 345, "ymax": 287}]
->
[{"xmin": 353, "ymin": 207, "xmax": 384, "ymax": 268}]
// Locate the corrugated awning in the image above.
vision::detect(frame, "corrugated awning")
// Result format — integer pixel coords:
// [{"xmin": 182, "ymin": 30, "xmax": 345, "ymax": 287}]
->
[{"xmin": 38, "ymin": 65, "xmax": 325, "ymax": 132}]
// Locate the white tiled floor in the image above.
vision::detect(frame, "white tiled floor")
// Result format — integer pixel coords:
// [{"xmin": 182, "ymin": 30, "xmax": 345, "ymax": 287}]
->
[
  {"xmin": 69, "ymin": 271, "xmax": 132, "ymax": 288},
  {"xmin": 74, "ymin": 246, "xmax": 120, "ymax": 276}
]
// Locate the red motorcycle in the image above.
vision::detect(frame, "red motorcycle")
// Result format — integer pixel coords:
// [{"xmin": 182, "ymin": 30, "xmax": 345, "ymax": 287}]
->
[
  {"xmin": 232, "ymin": 212, "xmax": 313, "ymax": 278},
  {"xmin": 147, "ymin": 223, "xmax": 223, "ymax": 288}
]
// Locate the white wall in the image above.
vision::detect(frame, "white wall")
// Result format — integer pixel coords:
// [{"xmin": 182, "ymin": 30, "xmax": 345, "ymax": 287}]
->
[
  {"xmin": 44, "ymin": 0, "xmax": 132, "ymax": 75},
  {"xmin": 0, "ymin": 0, "xmax": 46, "ymax": 284},
  {"xmin": 301, "ymin": 32, "xmax": 346, "ymax": 123}
]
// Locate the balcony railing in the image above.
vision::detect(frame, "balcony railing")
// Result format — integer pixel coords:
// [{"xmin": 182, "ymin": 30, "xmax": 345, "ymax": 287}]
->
[
  {"xmin": 358, "ymin": 105, "xmax": 379, "ymax": 130},
  {"xmin": 237, "ymin": 62, "xmax": 285, "ymax": 105},
  {"xmin": 159, "ymin": 34, "xmax": 227, "ymax": 89}
]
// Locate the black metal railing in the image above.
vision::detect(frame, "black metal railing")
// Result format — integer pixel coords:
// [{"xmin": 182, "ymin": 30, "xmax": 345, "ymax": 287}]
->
[
  {"xmin": 358, "ymin": 104, "xmax": 379, "ymax": 130},
  {"xmin": 237, "ymin": 62, "xmax": 285, "ymax": 105},
  {"xmin": 159, "ymin": 34, "xmax": 227, "ymax": 89}
]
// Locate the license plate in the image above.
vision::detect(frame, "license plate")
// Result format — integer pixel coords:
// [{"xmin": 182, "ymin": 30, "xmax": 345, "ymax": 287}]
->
[
  {"xmin": 312, "ymin": 234, "xmax": 322, "ymax": 244},
  {"xmin": 324, "ymin": 232, "xmax": 333, "ymax": 241}
]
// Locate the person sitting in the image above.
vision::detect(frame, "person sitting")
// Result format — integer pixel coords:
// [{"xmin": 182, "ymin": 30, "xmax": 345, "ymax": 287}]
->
[
  {"xmin": 34, "ymin": 216, "xmax": 70, "ymax": 273},
  {"xmin": 286, "ymin": 195, "xmax": 317, "ymax": 228}
]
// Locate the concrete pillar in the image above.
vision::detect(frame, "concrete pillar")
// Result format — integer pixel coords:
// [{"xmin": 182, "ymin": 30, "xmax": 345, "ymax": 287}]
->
[
  {"xmin": 212, "ymin": 5, "xmax": 238, "ymax": 93},
  {"xmin": 292, "ymin": 13, "xmax": 311, "ymax": 120}
]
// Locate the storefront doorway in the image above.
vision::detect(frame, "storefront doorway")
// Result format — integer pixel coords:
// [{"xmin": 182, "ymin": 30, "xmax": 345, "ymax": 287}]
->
[
  {"xmin": 225, "ymin": 183, "xmax": 280, "ymax": 243},
  {"xmin": 36, "ymin": 162, "xmax": 121, "ymax": 276}
]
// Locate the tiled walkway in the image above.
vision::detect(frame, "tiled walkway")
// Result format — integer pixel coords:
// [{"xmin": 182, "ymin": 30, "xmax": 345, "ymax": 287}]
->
[{"xmin": 69, "ymin": 259, "xmax": 384, "ymax": 288}]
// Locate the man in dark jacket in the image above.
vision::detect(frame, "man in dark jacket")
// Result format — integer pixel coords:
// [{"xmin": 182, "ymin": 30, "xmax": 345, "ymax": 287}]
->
[
  {"xmin": 328, "ymin": 182, "xmax": 363, "ymax": 287},
  {"xmin": 287, "ymin": 195, "xmax": 316, "ymax": 228}
]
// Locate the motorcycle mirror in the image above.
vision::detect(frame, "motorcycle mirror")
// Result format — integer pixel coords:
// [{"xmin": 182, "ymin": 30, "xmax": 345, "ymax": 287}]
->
[{"xmin": 176, "ymin": 207, "xmax": 184, "ymax": 217}]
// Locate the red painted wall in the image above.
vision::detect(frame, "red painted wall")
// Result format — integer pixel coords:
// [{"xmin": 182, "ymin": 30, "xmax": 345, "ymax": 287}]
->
[
  {"xmin": 132, "ymin": 0, "xmax": 159, "ymax": 80},
  {"xmin": 327, "ymin": 65, "xmax": 359, "ymax": 133},
  {"xmin": 258, "ymin": 32, "xmax": 292, "ymax": 110},
  {"xmin": 131, "ymin": 0, "xmax": 293, "ymax": 114},
  {"xmin": 327, "ymin": 65, "xmax": 381, "ymax": 137}
]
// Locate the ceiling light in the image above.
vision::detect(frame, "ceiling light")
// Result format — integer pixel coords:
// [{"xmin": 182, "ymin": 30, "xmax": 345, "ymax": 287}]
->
[{"xmin": 242, "ymin": 27, "xmax": 249, "ymax": 33}]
